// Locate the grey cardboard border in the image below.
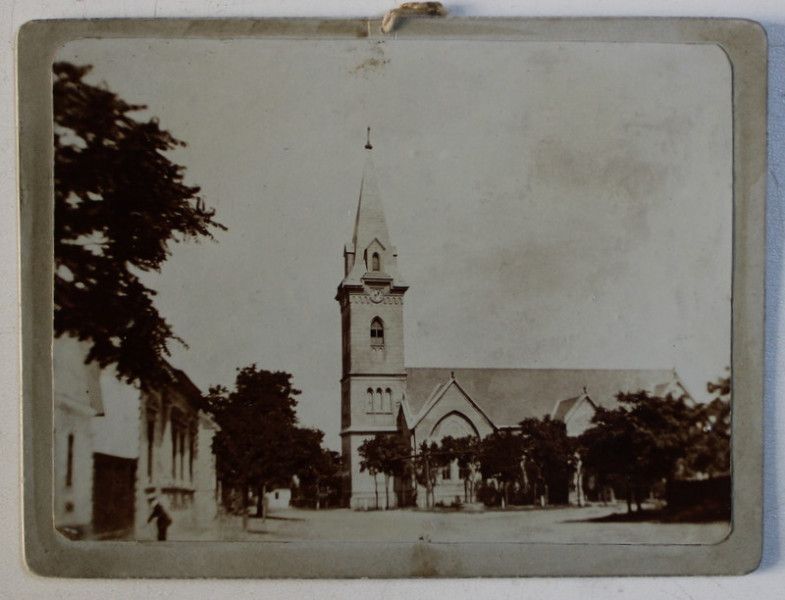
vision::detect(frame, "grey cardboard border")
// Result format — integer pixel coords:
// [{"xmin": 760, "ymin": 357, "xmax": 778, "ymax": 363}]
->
[{"xmin": 18, "ymin": 17, "xmax": 766, "ymax": 578}]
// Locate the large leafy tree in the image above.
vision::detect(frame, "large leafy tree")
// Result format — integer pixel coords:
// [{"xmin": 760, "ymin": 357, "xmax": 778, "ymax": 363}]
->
[
  {"xmin": 288, "ymin": 427, "xmax": 344, "ymax": 509},
  {"xmin": 293, "ymin": 444, "xmax": 343, "ymax": 509},
  {"xmin": 519, "ymin": 416, "xmax": 575, "ymax": 505},
  {"xmin": 53, "ymin": 62, "xmax": 224, "ymax": 386},
  {"xmin": 684, "ymin": 375, "xmax": 731, "ymax": 478},
  {"xmin": 439, "ymin": 435, "xmax": 481, "ymax": 503},
  {"xmin": 479, "ymin": 430, "xmax": 523, "ymax": 508},
  {"xmin": 358, "ymin": 433, "xmax": 410, "ymax": 509},
  {"xmin": 204, "ymin": 366, "xmax": 317, "ymax": 521},
  {"xmin": 579, "ymin": 391, "xmax": 695, "ymax": 512},
  {"xmin": 413, "ymin": 440, "xmax": 447, "ymax": 509}
]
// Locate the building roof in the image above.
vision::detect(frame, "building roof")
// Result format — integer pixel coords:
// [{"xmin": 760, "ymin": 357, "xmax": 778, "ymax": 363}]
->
[
  {"xmin": 404, "ymin": 367, "xmax": 681, "ymax": 428},
  {"xmin": 351, "ymin": 151, "xmax": 391, "ymax": 256},
  {"xmin": 551, "ymin": 394, "xmax": 584, "ymax": 422}
]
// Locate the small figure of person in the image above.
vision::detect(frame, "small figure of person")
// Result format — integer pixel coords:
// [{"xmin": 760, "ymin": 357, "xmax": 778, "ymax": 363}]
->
[{"xmin": 147, "ymin": 493, "xmax": 172, "ymax": 541}]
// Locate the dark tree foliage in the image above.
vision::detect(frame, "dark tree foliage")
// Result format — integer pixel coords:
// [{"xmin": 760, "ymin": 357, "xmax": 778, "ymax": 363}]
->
[
  {"xmin": 53, "ymin": 62, "xmax": 225, "ymax": 386},
  {"xmin": 519, "ymin": 416, "xmax": 575, "ymax": 505},
  {"xmin": 358, "ymin": 433, "xmax": 411, "ymax": 509},
  {"xmin": 479, "ymin": 430, "xmax": 524, "ymax": 508},
  {"xmin": 204, "ymin": 366, "xmax": 320, "ymax": 519},
  {"xmin": 578, "ymin": 391, "xmax": 696, "ymax": 511},
  {"xmin": 439, "ymin": 435, "xmax": 481, "ymax": 503},
  {"xmin": 685, "ymin": 375, "xmax": 731, "ymax": 478},
  {"xmin": 413, "ymin": 440, "xmax": 446, "ymax": 509},
  {"xmin": 292, "ymin": 445, "xmax": 343, "ymax": 509}
]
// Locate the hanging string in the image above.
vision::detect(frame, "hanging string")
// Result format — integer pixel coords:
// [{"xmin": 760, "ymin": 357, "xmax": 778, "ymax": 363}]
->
[{"xmin": 381, "ymin": 2, "xmax": 448, "ymax": 34}]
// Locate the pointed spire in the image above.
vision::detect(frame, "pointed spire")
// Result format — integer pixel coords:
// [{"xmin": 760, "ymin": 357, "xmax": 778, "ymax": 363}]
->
[
  {"xmin": 340, "ymin": 129, "xmax": 407, "ymax": 289},
  {"xmin": 351, "ymin": 133, "xmax": 391, "ymax": 254}
]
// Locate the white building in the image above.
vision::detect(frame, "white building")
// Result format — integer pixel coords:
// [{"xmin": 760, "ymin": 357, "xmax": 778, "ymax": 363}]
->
[{"xmin": 53, "ymin": 335, "xmax": 219, "ymax": 539}]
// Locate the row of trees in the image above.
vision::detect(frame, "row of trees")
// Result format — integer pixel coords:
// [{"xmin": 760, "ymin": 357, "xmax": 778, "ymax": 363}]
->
[
  {"xmin": 359, "ymin": 377, "xmax": 730, "ymax": 512},
  {"xmin": 204, "ymin": 365, "xmax": 343, "ymax": 522}
]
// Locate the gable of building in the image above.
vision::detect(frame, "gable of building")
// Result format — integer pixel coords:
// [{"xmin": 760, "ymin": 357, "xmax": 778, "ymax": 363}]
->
[
  {"xmin": 407, "ymin": 377, "xmax": 496, "ymax": 443},
  {"xmin": 405, "ymin": 367, "xmax": 683, "ymax": 431}
]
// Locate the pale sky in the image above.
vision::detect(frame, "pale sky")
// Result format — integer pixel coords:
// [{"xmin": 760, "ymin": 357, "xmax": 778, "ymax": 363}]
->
[{"xmin": 57, "ymin": 38, "xmax": 733, "ymax": 450}]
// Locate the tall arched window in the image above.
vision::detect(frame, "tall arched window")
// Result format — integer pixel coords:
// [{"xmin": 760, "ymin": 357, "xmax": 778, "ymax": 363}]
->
[
  {"xmin": 366, "ymin": 388, "xmax": 374, "ymax": 411},
  {"xmin": 371, "ymin": 252, "xmax": 380, "ymax": 271},
  {"xmin": 66, "ymin": 433, "xmax": 74, "ymax": 488},
  {"xmin": 375, "ymin": 388, "xmax": 383, "ymax": 412},
  {"xmin": 384, "ymin": 388, "xmax": 393, "ymax": 412},
  {"xmin": 370, "ymin": 318, "xmax": 384, "ymax": 346}
]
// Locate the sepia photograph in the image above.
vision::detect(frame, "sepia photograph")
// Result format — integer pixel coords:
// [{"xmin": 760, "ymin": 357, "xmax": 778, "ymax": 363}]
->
[{"xmin": 19, "ymin": 17, "xmax": 766, "ymax": 577}]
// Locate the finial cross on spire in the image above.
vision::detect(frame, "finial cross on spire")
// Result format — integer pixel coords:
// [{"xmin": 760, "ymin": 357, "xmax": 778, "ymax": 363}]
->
[{"xmin": 365, "ymin": 126, "xmax": 373, "ymax": 150}]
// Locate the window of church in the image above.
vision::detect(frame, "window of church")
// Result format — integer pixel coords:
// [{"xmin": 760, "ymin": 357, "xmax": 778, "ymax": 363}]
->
[
  {"xmin": 370, "ymin": 318, "xmax": 384, "ymax": 346},
  {"xmin": 179, "ymin": 430, "xmax": 186, "ymax": 480},
  {"xmin": 385, "ymin": 388, "xmax": 392, "ymax": 412},
  {"xmin": 366, "ymin": 388, "xmax": 374, "ymax": 412},
  {"xmin": 189, "ymin": 429, "xmax": 195, "ymax": 482},
  {"xmin": 375, "ymin": 388, "xmax": 383, "ymax": 412},
  {"xmin": 371, "ymin": 252, "xmax": 380, "ymax": 271},
  {"xmin": 65, "ymin": 433, "xmax": 74, "ymax": 488}
]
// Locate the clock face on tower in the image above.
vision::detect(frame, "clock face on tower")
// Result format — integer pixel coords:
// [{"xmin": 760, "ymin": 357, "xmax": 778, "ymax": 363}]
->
[{"xmin": 369, "ymin": 287, "xmax": 384, "ymax": 303}]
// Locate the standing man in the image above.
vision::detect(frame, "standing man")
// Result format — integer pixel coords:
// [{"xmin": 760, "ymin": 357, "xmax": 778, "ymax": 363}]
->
[{"xmin": 146, "ymin": 492, "xmax": 172, "ymax": 541}]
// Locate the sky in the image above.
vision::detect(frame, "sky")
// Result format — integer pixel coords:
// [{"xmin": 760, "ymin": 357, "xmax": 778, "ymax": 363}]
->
[{"xmin": 56, "ymin": 37, "xmax": 733, "ymax": 450}]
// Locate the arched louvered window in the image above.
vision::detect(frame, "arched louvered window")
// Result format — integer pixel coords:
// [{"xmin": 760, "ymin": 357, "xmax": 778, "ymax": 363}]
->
[
  {"xmin": 366, "ymin": 388, "xmax": 374, "ymax": 411},
  {"xmin": 370, "ymin": 318, "xmax": 384, "ymax": 346},
  {"xmin": 385, "ymin": 388, "xmax": 393, "ymax": 412},
  {"xmin": 375, "ymin": 388, "xmax": 383, "ymax": 412},
  {"xmin": 372, "ymin": 252, "xmax": 380, "ymax": 271}
]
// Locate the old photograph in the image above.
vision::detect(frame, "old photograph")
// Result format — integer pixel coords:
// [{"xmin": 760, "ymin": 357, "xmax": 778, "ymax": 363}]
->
[{"xmin": 50, "ymin": 33, "xmax": 734, "ymax": 546}]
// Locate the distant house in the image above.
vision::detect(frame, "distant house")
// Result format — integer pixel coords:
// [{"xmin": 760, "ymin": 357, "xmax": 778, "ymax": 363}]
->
[
  {"xmin": 265, "ymin": 487, "xmax": 292, "ymax": 511},
  {"xmin": 53, "ymin": 335, "xmax": 219, "ymax": 539}
]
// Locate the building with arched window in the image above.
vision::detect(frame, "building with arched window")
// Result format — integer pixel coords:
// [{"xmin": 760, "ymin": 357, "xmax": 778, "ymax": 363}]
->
[{"xmin": 337, "ymin": 143, "xmax": 690, "ymax": 510}]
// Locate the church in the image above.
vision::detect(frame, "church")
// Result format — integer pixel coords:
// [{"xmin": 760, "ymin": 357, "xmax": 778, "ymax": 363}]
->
[{"xmin": 336, "ymin": 139, "xmax": 690, "ymax": 510}]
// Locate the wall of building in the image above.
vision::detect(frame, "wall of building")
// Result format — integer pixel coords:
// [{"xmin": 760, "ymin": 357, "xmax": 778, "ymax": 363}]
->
[{"xmin": 53, "ymin": 337, "xmax": 103, "ymax": 536}]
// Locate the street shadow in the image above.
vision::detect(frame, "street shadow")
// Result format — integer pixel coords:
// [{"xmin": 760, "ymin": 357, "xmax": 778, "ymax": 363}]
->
[
  {"xmin": 562, "ymin": 507, "xmax": 731, "ymax": 525},
  {"xmin": 249, "ymin": 514, "xmax": 306, "ymax": 522}
]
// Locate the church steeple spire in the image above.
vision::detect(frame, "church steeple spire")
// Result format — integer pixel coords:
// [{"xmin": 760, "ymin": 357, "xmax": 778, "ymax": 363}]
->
[
  {"xmin": 351, "ymin": 138, "xmax": 392, "ymax": 257},
  {"xmin": 340, "ymin": 130, "xmax": 405, "ymax": 288}
]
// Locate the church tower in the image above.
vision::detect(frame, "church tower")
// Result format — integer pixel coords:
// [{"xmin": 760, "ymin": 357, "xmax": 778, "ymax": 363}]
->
[{"xmin": 336, "ymin": 131, "xmax": 408, "ymax": 509}]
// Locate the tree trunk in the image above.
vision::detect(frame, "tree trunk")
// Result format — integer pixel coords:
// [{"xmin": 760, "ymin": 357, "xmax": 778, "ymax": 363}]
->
[
  {"xmin": 256, "ymin": 484, "xmax": 264, "ymax": 518},
  {"xmin": 373, "ymin": 473, "xmax": 379, "ymax": 510},
  {"xmin": 424, "ymin": 453, "xmax": 430, "ymax": 509},
  {"xmin": 384, "ymin": 474, "xmax": 390, "ymax": 510},
  {"xmin": 262, "ymin": 483, "xmax": 267, "ymax": 523},
  {"xmin": 242, "ymin": 485, "xmax": 249, "ymax": 530}
]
